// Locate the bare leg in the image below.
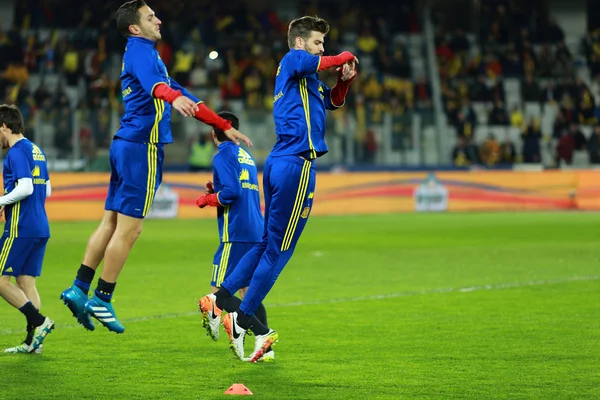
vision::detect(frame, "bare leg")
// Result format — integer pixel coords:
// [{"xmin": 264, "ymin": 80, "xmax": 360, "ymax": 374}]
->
[
  {"xmin": 100, "ymin": 213, "xmax": 143, "ymax": 283},
  {"xmin": 83, "ymin": 211, "xmax": 118, "ymax": 270},
  {"xmin": 0, "ymin": 275, "xmax": 28, "ymax": 309},
  {"xmin": 16, "ymin": 276, "xmax": 40, "ymax": 310}
]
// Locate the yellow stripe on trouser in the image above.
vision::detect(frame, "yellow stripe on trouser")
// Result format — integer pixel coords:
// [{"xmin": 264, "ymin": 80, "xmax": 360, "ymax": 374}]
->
[
  {"xmin": 0, "ymin": 237, "xmax": 15, "ymax": 275},
  {"xmin": 143, "ymin": 99, "xmax": 164, "ymax": 216},
  {"xmin": 222, "ymin": 205, "xmax": 230, "ymax": 242},
  {"xmin": 281, "ymin": 160, "xmax": 311, "ymax": 251},
  {"xmin": 0, "ymin": 202, "xmax": 20, "ymax": 273},
  {"xmin": 300, "ymin": 79, "xmax": 317, "ymax": 159},
  {"xmin": 216, "ymin": 243, "xmax": 232, "ymax": 286},
  {"xmin": 211, "ymin": 264, "xmax": 218, "ymax": 283},
  {"xmin": 143, "ymin": 144, "xmax": 158, "ymax": 216}
]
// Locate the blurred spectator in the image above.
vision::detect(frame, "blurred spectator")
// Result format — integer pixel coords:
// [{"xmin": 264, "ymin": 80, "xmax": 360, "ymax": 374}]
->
[
  {"xmin": 413, "ymin": 76, "xmax": 432, "ymax": 108},
  {"xmin": 488, "ymin": 100, "xmax": 509, "ymax": 125},
  {"xmin": 553, "ymin": 110, "xmax": 568, "ymax": 139},
  {"xmin": 188, "ymin": 132, "xmax": 214, "ymax": 172},
  {"xmin": 510, "ymin": 106, "xmax": 525, "ymax": 129},
  {"xmin": 355, "ymin": 24, "xmax": 378, "ymax": 58},
  {"xmin": 452, "ymin": 136, "xmax": 478, "ymax": 166},
  {"xmin": 479, "ymin": 134, "xmax": 500, "ymax": 166},
  {"xmin": 588, "ymin": 125, "xmax": 600, "ymax": 164},
  {"xmin": 537, "ymin": 43, "xmax": 554, "ymax": 78},
  {"xmin": 568, "ymin": 122, "xmax": 587, "ymax": 151},
  {"xmin": 499, "ymin": 139, "xmax": 517, "ymax": 164},
  {"xmin": 521, "ymin": 74, "xmax": 541, "ymax": 102},
  {"xmin": 522, "ymin": 118, "xmax": 542, "ymax": 163}
]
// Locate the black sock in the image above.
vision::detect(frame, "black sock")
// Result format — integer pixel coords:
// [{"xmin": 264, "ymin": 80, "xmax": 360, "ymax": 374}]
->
[
  {"xmin": 74, "ymin": 264, "xmax": 95, "ymax": 294},
  {"xmin": 236, "ymin": 311, "xmax": 269, "ymax": 336},
  {"xmin": 95, "ymin": 278, "xmax": 116, "ymax": 302},
  {"xmin": 222, "ymin": 296, "xmax": 242, "ymax": 313},
  {"xmin": 254, "ymin": 303, "xmax": 268, "ymax": 329},
  {"xmin": 24, "ymin": 324, "xmax": 34, "ymax": 345},
  {"xmin": 19, "ymin": 301, "xmax": 45, "ymax": 328},
  {"xmin": 215, "ymin": 287, "xmax": 233, "ymax": 310}
]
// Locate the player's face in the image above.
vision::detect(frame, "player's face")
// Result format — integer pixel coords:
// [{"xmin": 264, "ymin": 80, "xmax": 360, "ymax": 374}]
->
[
  {"xmin": 133, "ymin": 5, "xmax": 162, "ymax": 41},
  {"xmin": 303, "ymin": 31, "xmax": 325, "ymax": 56},
  {"xmin": 0, "ymin": 124, "xmax": 9, "ymax": 149}
]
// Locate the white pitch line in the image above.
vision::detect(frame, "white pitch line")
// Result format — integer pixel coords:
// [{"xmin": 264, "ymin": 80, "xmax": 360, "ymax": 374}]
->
[{"xmin": 0, "ymin": 275, "xmax": 598, "ymax": 336}]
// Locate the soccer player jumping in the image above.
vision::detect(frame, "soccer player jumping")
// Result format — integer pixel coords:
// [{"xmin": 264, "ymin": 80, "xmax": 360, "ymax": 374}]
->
[
  {"xmin": 199, "ymin": 16, "xmax": 357, "ymax": 362},
  {"xmin": 60, "ymin": 0, "xmax": 252, "ymax": 334}
]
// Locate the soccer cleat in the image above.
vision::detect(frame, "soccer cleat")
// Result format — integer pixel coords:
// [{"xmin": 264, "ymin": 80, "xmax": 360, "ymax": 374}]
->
[
  {"xmin": 60, "ymin": 285, "xmax": 95, "ymax": 331},
  {"xmin": 198, "ymin": 294, "xmax": 222, "ymax": 341},
  {"xmin": 30, "ymin": 317, "xmax": 55, "ymax": 351},
  {"xmin": 246, "ymin": 348, "xmax": 275, "ymax": 363},
  {"xmin": 222, "ymin": 312, "xmax": 246, "ymax": 360},
  {"xmin": 4, "ymin": 343, "xmax": 43, "ymax": 354},
  {"xmin": 84, "ymin": 296, "xmax": 125, "ymax": 334},
  {"xmin": 248, "ymin": 330, "xmax": 278, "ymax": 363},
  {"xmin": 258, "ymin": 349, "xmax": 275, "ymax": 362}
]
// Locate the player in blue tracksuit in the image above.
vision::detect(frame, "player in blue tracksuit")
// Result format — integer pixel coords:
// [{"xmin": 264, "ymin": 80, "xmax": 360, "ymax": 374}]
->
[
  {"xmin": 0, "ymin": 104, "xmax": 55, "ymax": 354},
  {"xmin": 195, "ymin": 111, "xmax": 274, "ymax": 361},
  {"xmin": 199, "ymin": 16, "xmax": 358, "ymax": 362},
  {"xmin": 60, "ymin": 0, "xmax": 251, "ymax": 335}
]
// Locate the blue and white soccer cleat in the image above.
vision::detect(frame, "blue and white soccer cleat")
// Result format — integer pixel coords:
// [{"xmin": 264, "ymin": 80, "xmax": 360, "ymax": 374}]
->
[
  {"xmin": 84, "ymin": 296, "xmax": 125, "ymax": 334},
  {"xmin": 60, "ymin": 285, "xmax": 95, "ymax": 331},
  {"xmin": 30, "ymin": 317, "xmax": 55, "ymax": 351},
  {"xmin": 4, "ymin": 343, "xmax": 43, "ymax": 354}
]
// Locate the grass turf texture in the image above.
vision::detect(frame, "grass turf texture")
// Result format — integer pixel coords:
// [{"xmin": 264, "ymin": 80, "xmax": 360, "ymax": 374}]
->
[{"xmin": 0, "ymin": 212, "xmax": 598, "ymax": 399}]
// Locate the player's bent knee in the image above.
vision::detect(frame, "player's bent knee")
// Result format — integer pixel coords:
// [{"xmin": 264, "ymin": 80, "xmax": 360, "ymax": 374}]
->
[
  {"xmin": 15, "ymin": 275, "xmax": 35, "ymax": 291},
  {"xmin": 99, "ymin": 211, "xmax": 118, "ymax": 232},
  {"xmin": 0, "ymin": 275, "xmax": 11, "ymax": 289},
  {"xmin": 115, "ymin": 213, "xmax": 144, "ymax": 243}
]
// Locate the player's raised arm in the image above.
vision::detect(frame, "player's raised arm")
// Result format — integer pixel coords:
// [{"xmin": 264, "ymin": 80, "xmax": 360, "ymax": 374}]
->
[
  {"xmin": 168, "ymin": 78, "xmax": 252, "ymax": 148},
  {"xmin": 196, "ymin": 155, "xmax": 242, "ymax": 209},
  {"xmin": 127, "ymin": 45, "xmax": 196, "ymax": 117},
  {"xmin": 0, "ymin": 148, "xmax": 33, "ymax": 207},
  {"xmin": 284, "ymin": 49, "xmax": 357, "ymax": 78},
  {"xmin": 323, "ymin": 60, "xmax": 358, "ymax": 110}
]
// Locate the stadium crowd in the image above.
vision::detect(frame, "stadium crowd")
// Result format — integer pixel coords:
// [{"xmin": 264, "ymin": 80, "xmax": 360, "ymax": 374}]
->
[
  {"xmin": 436, "ymin": 3, "xmax": 600, "ymax": 168},
  {"xmin": 0, "ymin": 0, "xmax": 427, "ymax": 167}
]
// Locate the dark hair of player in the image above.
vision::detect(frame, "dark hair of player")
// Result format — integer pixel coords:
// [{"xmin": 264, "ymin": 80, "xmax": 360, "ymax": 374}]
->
[
  {"xmin": 287, "ymin": 16, "xmax": 330, "ymax": 49},
  {"xmin": 116, "ymin": 0, "xmax": 147, "ymax": 37},
  {"xmin": 0, "ymin": 104, "xmax": 25, "ymax": 134},
  {"xmin": 214, "ymin": 111, "xmax": 239, "ymax": 142}
]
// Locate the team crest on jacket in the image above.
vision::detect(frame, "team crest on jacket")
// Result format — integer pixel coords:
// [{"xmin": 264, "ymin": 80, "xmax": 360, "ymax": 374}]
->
[{"xmin": 301, "ymin": 206, "xmax": 311, "ymax": 218}]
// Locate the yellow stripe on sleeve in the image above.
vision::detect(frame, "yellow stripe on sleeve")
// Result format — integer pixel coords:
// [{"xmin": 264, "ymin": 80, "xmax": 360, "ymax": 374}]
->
[{"xmin": 299, "ymin": 79, "xmax": 317, "ymax": 159}]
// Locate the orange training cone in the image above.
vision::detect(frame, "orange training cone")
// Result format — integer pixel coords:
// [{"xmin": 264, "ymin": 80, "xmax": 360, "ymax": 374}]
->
[{"xmin": 224, "ymin": 384, "xmax": 253, "ymax": 395}]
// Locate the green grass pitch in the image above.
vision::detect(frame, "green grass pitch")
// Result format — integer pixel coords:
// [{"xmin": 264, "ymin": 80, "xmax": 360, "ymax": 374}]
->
[{"xmin": 0, "ymin": 212, "xmax": 599, "ymax": 399}]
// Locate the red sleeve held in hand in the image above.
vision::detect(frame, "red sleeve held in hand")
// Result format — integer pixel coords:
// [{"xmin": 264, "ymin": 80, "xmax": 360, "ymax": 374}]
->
[
  {"xmin": 318, "ymin": 51, "xmax": 356, "ymax": 71},
  {"xmin": 330, "ymin": 74, "xmax": 355, "ymax": 107},
  {"xmin": 196, "ymin": 193, "xmax": 221, "ymax": 208},
  {"xmin": 153, "ymin": 83, "xmax": 182, "ymax": 104},
  {"xmin": 194, "ymin": 103, "xmax": 232, "ymax": 132}
]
